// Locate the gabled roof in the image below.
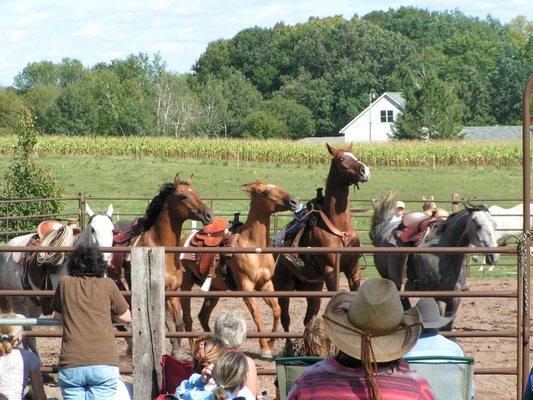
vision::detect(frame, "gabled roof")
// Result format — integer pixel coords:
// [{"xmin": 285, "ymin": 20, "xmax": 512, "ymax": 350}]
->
[{"xmin": 339, "ymin": 92, "xmax": 405, "ymax": 134}]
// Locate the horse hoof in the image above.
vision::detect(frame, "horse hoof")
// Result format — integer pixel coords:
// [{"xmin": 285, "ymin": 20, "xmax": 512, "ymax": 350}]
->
[{"xmin": 260, "ymin": 350, "xmax": 273, "ymax": 360}]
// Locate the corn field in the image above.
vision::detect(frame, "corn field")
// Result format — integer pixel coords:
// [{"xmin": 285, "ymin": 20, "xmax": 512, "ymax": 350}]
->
[{"xmin": 0, "ymin": 135, "xmax": 522, "ymax": 167}]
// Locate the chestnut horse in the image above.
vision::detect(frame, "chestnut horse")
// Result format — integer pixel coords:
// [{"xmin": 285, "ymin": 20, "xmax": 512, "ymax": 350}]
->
[
  {"xmin": 116, "ymin": 176, "xmax": 213, "ymax": 357},
  {"xmin": 179, "ymin": 181, "xmax": 299, "ymax": 358},
  {"xmin": 272, "ymin": 143, "xmax": 370, "ymax": 352}
]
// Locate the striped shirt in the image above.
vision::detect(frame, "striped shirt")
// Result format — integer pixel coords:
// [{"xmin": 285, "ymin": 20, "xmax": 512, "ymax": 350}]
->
[{"xmin": 287, "ymin": 356, "xmax": 435, "ymax": 400}]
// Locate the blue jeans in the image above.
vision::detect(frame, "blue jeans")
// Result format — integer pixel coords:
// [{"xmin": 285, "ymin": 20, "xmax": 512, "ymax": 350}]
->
[{"xmin": 58, "ymin": 365, "xmax": 119, "ymax": 400}]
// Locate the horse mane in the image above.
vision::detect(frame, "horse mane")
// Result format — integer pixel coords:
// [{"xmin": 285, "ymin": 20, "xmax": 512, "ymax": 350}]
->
[
  {"xmin": 140, "ymin": 180, "xmax": 190, "ymax": 231},
  {"xmin": 425, "ymin": 204, "xmax": 487, "ymax": 240},
  {"xmin": 369, "ymin": 192, "xmax": 397, "ymax": 245}
]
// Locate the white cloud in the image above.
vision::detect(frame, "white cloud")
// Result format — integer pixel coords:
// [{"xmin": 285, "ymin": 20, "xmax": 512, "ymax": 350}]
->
[{"xmin": 0, "ymin": 0, "xmax": 531, "ymax": 86}]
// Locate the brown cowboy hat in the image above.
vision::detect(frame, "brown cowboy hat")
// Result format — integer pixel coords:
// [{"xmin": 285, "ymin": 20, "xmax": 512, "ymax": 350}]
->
[{"xmin": 322, "ymin": 278, "xmax": 422, "ymax": 362}]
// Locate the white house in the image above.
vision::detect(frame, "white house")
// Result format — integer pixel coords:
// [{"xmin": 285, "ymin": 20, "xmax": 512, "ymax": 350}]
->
[{"xmin": 340, "ymin": 92, "xmax": 405, "ymax": 142}]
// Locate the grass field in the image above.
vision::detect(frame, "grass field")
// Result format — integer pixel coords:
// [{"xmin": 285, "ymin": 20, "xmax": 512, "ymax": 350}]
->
[{"xmin": 0, "ymin": 155, "xmax": 525, "ymax": 277}]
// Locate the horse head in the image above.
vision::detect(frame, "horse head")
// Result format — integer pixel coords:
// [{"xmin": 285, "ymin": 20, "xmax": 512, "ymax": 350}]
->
[
  {"xmin": 464, "ymin": 204, "xmax": 499, "ymax": 265},
  {"xmin": 326, "ymin": 143, "xmax": 370, "ymax": 189},
  {"xmin": 81, "ymin": 203, "xmax": 115, "ymax": 262},
  {"xmin": 422, "ymin": 195, "xmax": 437, "ymax": 212},
  {"xmin": 243, "ymin": 181, "xmax": 299, "ymax": 214},
  {"xmin": 170, "ymin": 175, "xmax": 213, "ymax": 226}
]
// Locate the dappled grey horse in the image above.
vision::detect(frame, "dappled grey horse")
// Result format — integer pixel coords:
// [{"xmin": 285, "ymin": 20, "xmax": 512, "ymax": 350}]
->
[{"xmin": 370, "ymin": 193, "xmax": 499, "ymax": 329}]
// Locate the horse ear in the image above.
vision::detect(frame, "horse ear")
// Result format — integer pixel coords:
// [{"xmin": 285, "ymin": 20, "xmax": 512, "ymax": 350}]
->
[
  {"xmin": 422, "ymin": 196, "xmax": 427, "ymax": 201},
  {"xmin": 326, "ymin": 143, "xmax": 336, "ymax": 156},
  {"xmin": 184, "ymin": 174, "xmax": 193, "ymax": 186},
  {"xmin": 106, "ymin": 204, "xmax": 114, "ymax": 218},
  {"xmin": 430, "ymin": 195, "xmax": 435, "ymax": 201},
  {"xmin": 465, "ymin": 204, "xmax": 474, "ymax": 212},
  {"xmin": 347, "ymin": 142, "xmax": 354, "ymax": 152},
  {"xmin": 174, "ymin": 173, "xmax": 180, "ymax": 185},
  {"xmin": 85, "ymin": 204, "xmax": 95, "ymax": 217}
]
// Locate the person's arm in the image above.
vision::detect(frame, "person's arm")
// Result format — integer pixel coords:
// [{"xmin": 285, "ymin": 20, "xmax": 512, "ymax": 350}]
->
[
  {"xmin": 29, "ymin": 365, "xmax": 47, "ymax": 400},
  {"xmin": 244, "ymin": 355, "xmax": 258, "ymax": 396},
  {"xmin": 114, "ymin": 308, "xmax": 131, "ymax": 324},
  {"xmin": 109, "ymin": 279, "xmax": 131, "ymax": 324}
]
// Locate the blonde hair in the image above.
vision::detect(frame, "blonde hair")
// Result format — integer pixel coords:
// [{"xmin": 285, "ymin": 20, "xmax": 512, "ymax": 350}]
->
[
  {"xmin": 192, "ymin": 335, "xmax": 226, "ymax": 373},
  {"xmin": 0, "ymin": 313, "xmax": 23, "ymax": 357},
  {"xmin": 304, "ymin": 317, "xmax": 332, "ymax": 357},
  {"xmin": 212, "ymin": 352, "xmax": 248, "ymax": 400}
]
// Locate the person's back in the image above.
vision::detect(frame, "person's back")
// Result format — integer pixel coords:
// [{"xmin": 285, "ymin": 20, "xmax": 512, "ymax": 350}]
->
[
  {"xmin": 0, "ymin": 314, "xmax": 46, "ymax": 400},
  {"xmin": 52, "ymin": 246, "xmax": 131, "ymax": 400},
  {"xmin": 288, "ymin": 354, "xmax": 434, "ymax": 400},
  {"xmin": 288, "ymin": 278, "xmax": 435, "ymax": 400}
]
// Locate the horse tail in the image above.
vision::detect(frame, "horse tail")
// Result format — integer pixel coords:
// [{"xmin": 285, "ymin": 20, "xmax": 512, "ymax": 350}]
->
[{"xmin": 369, "ymin": 192, "xmax": 397, "ymax": 246}]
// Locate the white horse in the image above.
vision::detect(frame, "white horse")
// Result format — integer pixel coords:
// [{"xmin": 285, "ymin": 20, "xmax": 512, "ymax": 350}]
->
[
  {"xmin": 0, "ymin": 203, "xmax": 114, "ymax": 325},
  {"xmin": 476, "ymin": 203, "xmax": 533, "ymax": 271}
]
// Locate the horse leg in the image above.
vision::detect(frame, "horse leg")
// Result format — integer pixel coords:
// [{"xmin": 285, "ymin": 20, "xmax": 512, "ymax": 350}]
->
[
  {"xmin": 239, "ymin": 279, "xmax": 270, "ymax": 358},
  {"xmin": 301, "ymin": 281, "xmax": 324, "ymax": 327},
  {"xmin": 442, "ymin": 296, "xmax": 461, "ymax": 332},
  {"xmin": 259, "ymin": 279, "xmax": 281, "ymax": 353},
  {"xmin": 198, "ymin": 296, "xmax": 220, "ymax": 332},
  {"xmin": 166, "ymin": 297, "xmax": 186, "ymax": 359},
  {"xmin": 342, "ymin": 256, "xmax": 361, "ymax": 291},
  {"xmin": 272, "ymin": 261, "xmax": 295, "ymax": 355},
  {"xmin": 180, "ymin": 270, "xmax": 195, "ymax": 351}
]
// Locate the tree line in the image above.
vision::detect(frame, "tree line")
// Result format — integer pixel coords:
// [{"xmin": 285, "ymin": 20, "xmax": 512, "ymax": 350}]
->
[{"xmin": 0, "ymin": 7, "xmax": 531, "ymax": 140}]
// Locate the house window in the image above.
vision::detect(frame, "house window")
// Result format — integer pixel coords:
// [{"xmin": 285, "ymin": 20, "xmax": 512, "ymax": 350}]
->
[{"xmin": 380, "ymin": 110, "xmax": 394, "ymax": 122}]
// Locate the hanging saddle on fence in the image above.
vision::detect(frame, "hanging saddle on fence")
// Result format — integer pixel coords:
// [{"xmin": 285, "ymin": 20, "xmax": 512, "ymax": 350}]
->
[{"xmin": 17, "ymin": 223, "xmax": 76, "ymax": 314}]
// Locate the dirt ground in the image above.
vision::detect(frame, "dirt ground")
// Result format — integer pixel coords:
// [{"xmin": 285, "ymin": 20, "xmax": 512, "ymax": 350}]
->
[{"xmin": 39, "ymin": 277, "xmax": 527, "ymax": 399}]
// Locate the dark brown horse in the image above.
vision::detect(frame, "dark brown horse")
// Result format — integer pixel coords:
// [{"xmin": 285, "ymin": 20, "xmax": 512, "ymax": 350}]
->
[
  {"xmin": 272, "ymin": 143, "xmax": 370, "ymax": 353},
  {"xmin": 115, "ymin": 175, "xmax": 213, "ymax": 358},
  {"xmin": 179, "ymin": 181, "xmax": 299, "ymax": 358}
]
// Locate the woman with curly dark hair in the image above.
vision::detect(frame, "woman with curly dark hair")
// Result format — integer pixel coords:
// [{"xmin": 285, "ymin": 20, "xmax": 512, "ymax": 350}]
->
[{"xmin": 52, "ymin": 246, "xmax": 131, "ymax": 400}]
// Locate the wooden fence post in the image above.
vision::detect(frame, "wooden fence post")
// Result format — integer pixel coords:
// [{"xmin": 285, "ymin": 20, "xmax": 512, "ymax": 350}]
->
[
  {"xmin": 451, "ymin": 193, "xmax": 460, "ymax": 213},
  {"xmin": 131, "ymin": 247, "xmax": 165, "ymax": 400}
]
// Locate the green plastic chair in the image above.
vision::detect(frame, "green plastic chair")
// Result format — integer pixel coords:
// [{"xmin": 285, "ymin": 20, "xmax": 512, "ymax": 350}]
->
[
  {"xmin": 275, "ymin": 356, "xmax": 324, "ymax": 400},
  {"xmin": 403, "ymin": 356, "xmax": 475, "ymax": 400}
]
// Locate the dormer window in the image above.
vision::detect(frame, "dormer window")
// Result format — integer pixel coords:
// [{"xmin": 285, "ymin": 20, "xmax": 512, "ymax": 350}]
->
[{"xmin": 380, "ymin": 110, "xmax": 394, "ymax": 122}]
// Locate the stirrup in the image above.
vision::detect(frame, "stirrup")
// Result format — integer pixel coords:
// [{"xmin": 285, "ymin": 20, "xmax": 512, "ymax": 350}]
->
[{"xmin": 285, "ymin": 254, "xmax": 305, "ymax": 269}]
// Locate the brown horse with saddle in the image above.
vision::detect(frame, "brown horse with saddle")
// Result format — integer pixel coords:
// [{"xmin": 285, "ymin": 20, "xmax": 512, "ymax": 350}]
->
[
  {"xmin": 272, "ymin": 143, "xmax": 370, "ymax": 354},
  {"xmin": 179, "ymin": 181, "xmax": 299, "ymax": 358},
  {"xmin": 111, "ymin": 175, "xmax": 213, "ymax": 358}
]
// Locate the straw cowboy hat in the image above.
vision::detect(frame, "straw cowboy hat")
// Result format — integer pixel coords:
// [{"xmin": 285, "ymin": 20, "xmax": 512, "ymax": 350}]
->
[
  {"xmin": 322, "ymin": 278, "xmax": 422, "ymax": 362},
  {"xmin": 415, "ymin": 298, "xmax": 454, "ymax": 330},
  {"xmin": 396, "ymin": 200, "xmax": 406, "ymax": 209}
]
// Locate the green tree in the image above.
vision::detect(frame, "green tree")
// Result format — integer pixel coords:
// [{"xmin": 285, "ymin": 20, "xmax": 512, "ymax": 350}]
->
[
  {"xmin": 22, "ymin": 85, "xmax": 60, "ymax": 133},
  {"xmin": 238, "ymin": 110, "xmax": 288, "ymax": 139},
  {"xmin": 392, "ymin": 72, "xmax": 464, "ymax": 140},
  {"xmin": 14, "ymin": 61, "xmax": 59, "ymax": 90},
  {"xmin": 264, "ymin": 95, "xmax": 315, "ymax": 138},
  {"xmin": 0, "ymin": 88, "xmax": 27, "ymax": 135},
  {"xmin": 0, "ymin": 107, "xmax": 63, "ymax": 235}
]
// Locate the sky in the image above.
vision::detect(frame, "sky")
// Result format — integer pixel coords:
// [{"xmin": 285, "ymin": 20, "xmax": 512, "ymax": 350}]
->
[{"xmin": 0, "ymin": 0, "xmax": 531, "ymax": 87}]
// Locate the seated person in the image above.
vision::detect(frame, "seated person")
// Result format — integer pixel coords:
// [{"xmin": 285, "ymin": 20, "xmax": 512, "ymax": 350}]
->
[
  {"xmin": 0, "ymin": 313, "xmax": 47, "ymax": 400},
  {"xmin": 214, "ymin": 312, "xmax": 257, "ymax": 396},
  {"xmin": 287, "ymin": 278, "xmax": 435, "ymax": 400},
  {"xmin": 405, "ymin": 297, "xmax": 474, "ymax": 398},
  {"xmin": 176, "ymin": 351, "xmax": 253, "ymax": 400},
  {"xmin": 405, "ymin": 298, "xmax": 463, "ymax": 358}
]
